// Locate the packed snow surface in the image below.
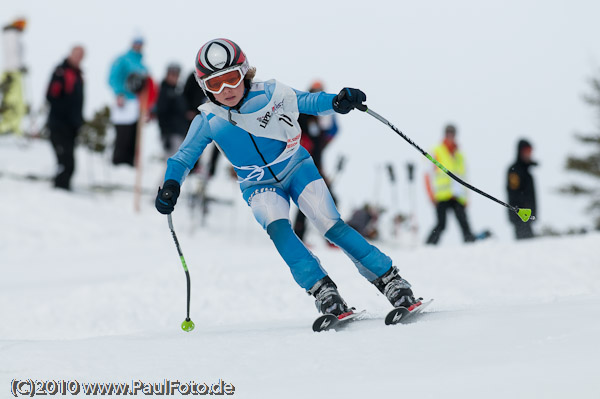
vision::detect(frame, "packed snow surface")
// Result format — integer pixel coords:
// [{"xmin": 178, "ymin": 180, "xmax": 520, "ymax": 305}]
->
[{"xmin": 1, "ymin": 137, "xmax": 599, "ymax": 398}]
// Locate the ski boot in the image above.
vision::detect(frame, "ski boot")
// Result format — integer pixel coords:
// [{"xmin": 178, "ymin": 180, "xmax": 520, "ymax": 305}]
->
[
  {"xmin": 373, "ymin": 266, "xmax": 417, "ymax": 308},
  {"xmin": 309, "ymin": 276, "xmax": 352, "ymax": 317}
]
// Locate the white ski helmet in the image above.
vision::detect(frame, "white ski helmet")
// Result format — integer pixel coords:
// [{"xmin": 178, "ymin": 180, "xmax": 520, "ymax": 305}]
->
[{"xmin": 194, "ymin": 38, "xmax": 249, "ymax": 89}]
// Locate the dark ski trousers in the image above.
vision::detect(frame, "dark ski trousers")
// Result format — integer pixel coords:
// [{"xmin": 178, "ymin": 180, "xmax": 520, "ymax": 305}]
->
[
  {"xmin": 112, "ymin": 122, "xmax": 138, "ymax": 166},
  {"xmin": 426, "ymin": 198, "xmax": 475, "ymax": 244},
  {"xmin": 293, "ymin": 210, "xmax": 308, "ymax": 240},
  {"xmin": 49, "ymin": 124, "xmax": 78, "ymax": 190},
  {"xmin": 513, "ymin": 222, "xmax": 534, "ymax": 240}
]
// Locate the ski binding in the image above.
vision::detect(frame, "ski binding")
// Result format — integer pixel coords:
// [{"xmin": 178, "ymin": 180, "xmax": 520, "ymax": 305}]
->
[
  {"xmin": 384, "ymin": 298, "xmax": 434, "ymax": 325},
  {"xmin": 312, "ymin": 309, "xmax": 366, "ymax": 332}
]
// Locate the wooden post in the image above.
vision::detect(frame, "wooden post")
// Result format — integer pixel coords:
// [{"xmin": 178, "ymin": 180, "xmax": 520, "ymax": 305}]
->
[{"xmin": 133, "ymin": 82, "xmax": 149, "ymax": 213}]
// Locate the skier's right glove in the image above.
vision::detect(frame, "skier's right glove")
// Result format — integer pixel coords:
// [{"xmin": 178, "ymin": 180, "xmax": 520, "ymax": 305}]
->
[
  {"xmin": 155, "ymin": 179, "xmax": 180, "ymax": 214},
  {"xmin": 332, "ymin": 88, "xmax": 367, "ymax": 114}
]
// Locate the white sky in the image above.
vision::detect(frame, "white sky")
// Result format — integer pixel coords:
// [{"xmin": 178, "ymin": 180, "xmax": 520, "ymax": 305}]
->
[{"xmin": 4, "ymin": 0, "xmax": 600, "ymax": 240}]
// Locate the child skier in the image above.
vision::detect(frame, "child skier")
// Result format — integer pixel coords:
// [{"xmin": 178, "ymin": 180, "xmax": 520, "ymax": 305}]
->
[{"xmin": 155, "ymin": 38, "xmax": 417, "ymax": 317}]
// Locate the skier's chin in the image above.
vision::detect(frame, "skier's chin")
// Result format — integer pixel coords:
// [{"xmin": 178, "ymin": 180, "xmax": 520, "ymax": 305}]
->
[
  {"xmin": 221, "ymin": 96, "xmax": 240, "ymax": 107},
  {"xmin": 214, "ymin": 84, "xmax": 245, "ymax": 107}
]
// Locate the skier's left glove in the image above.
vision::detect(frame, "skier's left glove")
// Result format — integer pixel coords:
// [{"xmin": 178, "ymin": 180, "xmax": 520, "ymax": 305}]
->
[
  {"xmin": 332, "ymin": 88, "xmax": 366, "ymax": 114},
  {"xmin": 155, "ymin": 179, "xmax": 180, "ymax": 215}
]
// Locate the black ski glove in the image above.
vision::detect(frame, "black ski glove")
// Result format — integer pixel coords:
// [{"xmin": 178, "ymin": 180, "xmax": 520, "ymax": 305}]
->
[
  {"xmin": 155, "ymin": 179, "xmax": 181, "ymax": 214},
  {"xmin": 332, "ymin": 88, "xmax": 367, "ymax": 114}
]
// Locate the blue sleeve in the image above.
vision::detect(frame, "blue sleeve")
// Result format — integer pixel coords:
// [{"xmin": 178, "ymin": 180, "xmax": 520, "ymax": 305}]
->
[
  {"xmin": 164, "ymin": 114, "xmax": 213, "ymax": 184},
  {"xmin": 294, "ymin": 89, "xmax": 336, "ymax": 116},
  {"xmin": 263, "ymin": 80, "xmax": 336, "ymax": 115}
]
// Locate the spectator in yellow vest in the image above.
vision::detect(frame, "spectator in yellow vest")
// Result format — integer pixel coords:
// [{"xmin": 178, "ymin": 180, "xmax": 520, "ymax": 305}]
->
[
  {"xmin": 0, "ymin": 18, "xmax": 28, "ymax": 135},
  {"xmin": 425, "ymin": 124, "xmax": 475, "ymax": 244}
]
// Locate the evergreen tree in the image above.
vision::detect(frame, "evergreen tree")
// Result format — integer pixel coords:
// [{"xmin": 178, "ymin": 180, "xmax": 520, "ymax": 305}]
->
[
  {"xmin": 561, "ymin": 73, "xmax": 600, "ymax": 229},
  {"xmin": 78, "ymin": 106, "xmax": 110, "ymax": 153}
]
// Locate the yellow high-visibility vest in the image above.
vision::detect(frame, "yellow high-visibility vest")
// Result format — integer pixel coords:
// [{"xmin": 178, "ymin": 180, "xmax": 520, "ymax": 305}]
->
[
  {"xmin": 432, "ymin": 143, "xmax": 467, "ymax": 204},
  {"xmin": 0, "ymin": 71, "xmax": 26, "ymax": 135}
]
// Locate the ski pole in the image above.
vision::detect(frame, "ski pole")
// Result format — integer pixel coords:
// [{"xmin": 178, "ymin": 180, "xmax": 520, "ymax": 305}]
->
[
  {"xmin": 357, "ymin": 105, "xmax": 534, "ymax": 222},
  {"xmin": 167, "ymin": 213, "xmax": 195, "ymax": 332}
]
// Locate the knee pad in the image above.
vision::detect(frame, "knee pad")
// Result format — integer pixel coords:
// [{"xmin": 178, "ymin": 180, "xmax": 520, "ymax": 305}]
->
[
  {"xmin": 250, "ymin": 190, "xmax": 290, "ymax": 229},
  {"xmin": 297, "ymin": 179, "xmax": 340, "ymax": 234}
]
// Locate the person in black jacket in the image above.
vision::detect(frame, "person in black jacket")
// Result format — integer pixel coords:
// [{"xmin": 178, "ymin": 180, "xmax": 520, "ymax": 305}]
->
[
  {"xmin": 45, "ymin": 46, "xmax": 85, "ymax": 190},
  {"xmin": 183, "ymin": 71, "xmax": 219, "ymax": 175},
  {"xmin": 182, "ymin": 71, "xmax": 207, "ymax": 122},
  {"xmin": 507, "ymin": 139, "xmax": 537, "ymax": 239},
  {"xmin": 156, "ymin": 63, "xmax": 188, "ymax": 157},
  {"xmin": 293, "ymin": 81, "xmax": 339, "ymax": 241}
]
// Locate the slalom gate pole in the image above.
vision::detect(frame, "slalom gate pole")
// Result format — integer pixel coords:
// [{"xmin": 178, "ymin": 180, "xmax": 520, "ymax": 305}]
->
[
  {"xmin": 357, "ymin": 104, "xmax": 534, "ymax": 223},
  {"xmin": 167, "ymin": 213, "xmax": 195, "ymax": 332}
]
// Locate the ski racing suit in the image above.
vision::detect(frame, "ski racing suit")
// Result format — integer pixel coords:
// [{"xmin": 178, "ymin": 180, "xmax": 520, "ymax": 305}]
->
[{"xmin": 164, "ymin": 79, "xmax": 393, "ymax": 291}]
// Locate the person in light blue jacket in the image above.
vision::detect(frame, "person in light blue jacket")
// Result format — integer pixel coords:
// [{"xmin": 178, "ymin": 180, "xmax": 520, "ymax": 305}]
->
[
  {"xmin": 155, "ymin": 38, "xmax": 418, "ymax": 317},
  {"xmin": 108, "ymin": 37, "xmax": 148, "ymax": 166}
]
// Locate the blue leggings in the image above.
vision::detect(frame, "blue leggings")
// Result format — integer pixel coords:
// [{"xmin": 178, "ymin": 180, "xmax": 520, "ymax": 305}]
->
[{"xmin": 243, "ymin": 158, "xmax": 392, "ymax": 291}]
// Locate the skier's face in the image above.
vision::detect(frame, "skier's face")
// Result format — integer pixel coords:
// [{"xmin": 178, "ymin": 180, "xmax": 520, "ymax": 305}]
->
[{"xmin": 214, "ymin": 82, "xmax": 245, "ymax": 107}]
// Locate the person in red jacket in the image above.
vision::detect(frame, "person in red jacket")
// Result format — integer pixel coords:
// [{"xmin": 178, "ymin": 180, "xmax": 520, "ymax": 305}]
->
[
  {"xmin": 45, "ymin": 46, "xmax": 85, "ymax": 190},
  {"xmin": 293, "ymin": 80, "xmax": 339, "ymax": 241}
]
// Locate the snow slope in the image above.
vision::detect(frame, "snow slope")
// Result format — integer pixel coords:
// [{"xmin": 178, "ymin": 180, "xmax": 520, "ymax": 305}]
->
[{"xmin": 1, "ymin": 136, "xmax": 600, "ymax": 399}]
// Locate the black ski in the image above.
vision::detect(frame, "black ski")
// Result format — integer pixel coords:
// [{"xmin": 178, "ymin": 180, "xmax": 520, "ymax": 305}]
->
[
  {"xmin": 312, "ymin": 310, "xmax": 366, "ymax": 332},
  {"xmin": 384, "ymin": 299, "xmax": 434, "ymax": 325}
]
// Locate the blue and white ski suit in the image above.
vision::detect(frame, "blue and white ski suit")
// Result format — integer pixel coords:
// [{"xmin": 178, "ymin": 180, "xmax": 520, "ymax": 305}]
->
[{"xmin": 164, "ymin": 79, "xmax": 392, "ymax": 291}]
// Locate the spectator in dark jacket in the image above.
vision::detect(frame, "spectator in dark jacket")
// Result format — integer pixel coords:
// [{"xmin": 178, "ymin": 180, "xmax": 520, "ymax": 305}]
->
[
  {"xmin": 45, "ymin": 46, "xmax": 85, "ymax": 190},
  {"xmin": 293, "ymin": 80, "xmax": 339, "ymax": 241},
  {"xmin": 156, "ymin": 63, "xmax": 188, "ymax": 157},
  {"xmin": 297, "ymin": 81, "xmax": 339, "ymax": 172},
  {"xmin": 182, "ymin": 71, "xmax": 207, "ymax": 122},
  {"xmin": 507, "ymin": 139, "xmax": 537, "ymax": 239},
  {"xmin": 182, "ymin": 71, "xmax": 219, "ymax": 175}
]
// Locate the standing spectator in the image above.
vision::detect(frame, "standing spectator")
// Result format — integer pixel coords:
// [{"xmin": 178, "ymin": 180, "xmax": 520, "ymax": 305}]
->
[
  {"xmin": 297, "ymin": 80, "xmax": 339, "ymax": 171},
  {"xmin": 156, "ymin": 63, "xmax": 188, "ymax": 157},
  {"xmin": 507, "ymin": 139, "xmax": 537, "ymax": 239},
  {"xmin": 183, "ymin": 71, "xmax": 219, "ymax": 176},
  {"xmin": 293, "ymin": 80, "xmax": 339, "ymax": 240},
  {"xmin": 425, "ymin": 124, "xmax": 475, "ymax": 244},
  {"xmin": 108, "ymin": 37, "xmax": 148, "ymax": 166},
  {"xmin": 0, "ymin": 18, "xmax": 27, "ymax": 136},
  {"xmin": 45, "ymin": 46, "xmax": 85, "ymax": 190},
  {"xmin": 183, "ymin": 71, "xmax": 207, "ymax": 121}
]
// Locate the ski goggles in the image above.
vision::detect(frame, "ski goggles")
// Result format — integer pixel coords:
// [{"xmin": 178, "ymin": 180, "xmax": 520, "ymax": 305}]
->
[{"xmin": 200, "ymin": 65, "xmax": 246, "ymax": 94}]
